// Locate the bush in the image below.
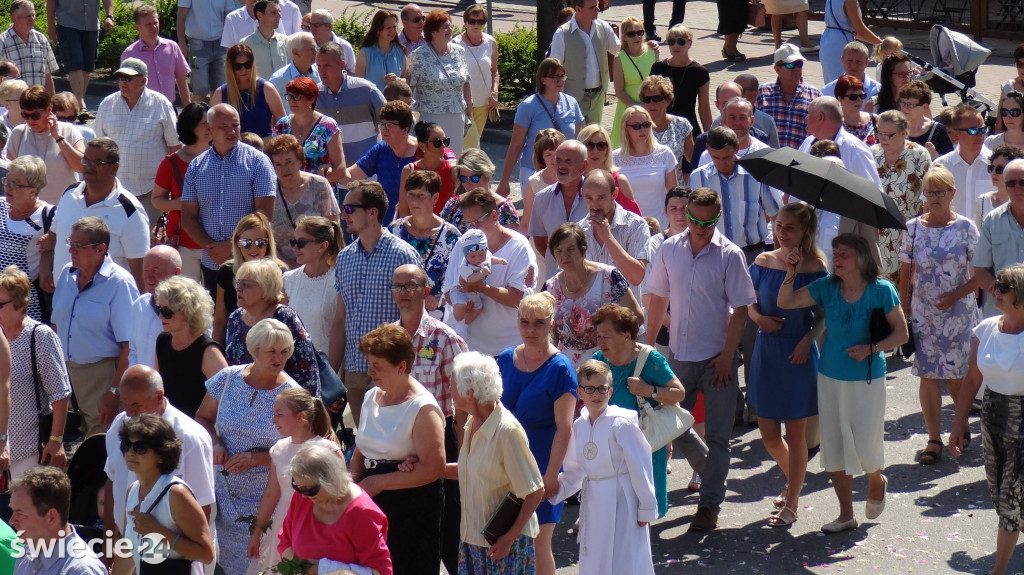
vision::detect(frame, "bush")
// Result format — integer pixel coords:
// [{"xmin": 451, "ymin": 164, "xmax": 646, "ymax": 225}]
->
[
  {"xmin": 495, "ymin": 25, "xmax": 537, "ymax": 104},
  {"xmin": 332, "ymin": 7, "xmax": 371, "ymax": 50}
]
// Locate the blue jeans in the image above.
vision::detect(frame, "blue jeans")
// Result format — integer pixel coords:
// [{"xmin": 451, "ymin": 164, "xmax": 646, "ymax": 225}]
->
[
  {"xmin": 187, "ymin": 37, "xmax": 226, "ymax": 96},
  {"xmin": 669, "ymin": 352, "xmax": 740, "ymax": 512}
]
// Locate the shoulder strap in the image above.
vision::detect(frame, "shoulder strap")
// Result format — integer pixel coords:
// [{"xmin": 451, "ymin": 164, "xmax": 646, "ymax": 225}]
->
[
  {"xmin": 927, "ymin": 121, "xmax": 938, "ymax": 140},
  {"xmin": 30, "ymin": 325, "xmax": 43, "ymax": 414},
  {"xmin": 41, "ymin": 205, "xmax": 55, "ymax": 234},
  {"xmin": 145, "ymin": 479, "xmax": 195, "ymax": 514},
  {"xmin": 167, "ymin": 153, "xmax": 185, "ymax": 191},
  {"xmin": 624, "ymin": 51, "xmax": 645, "ymax": 81},
  {"xmin": 116, "ymin": 194, "xmax": 138, "ymax": 218},
  {"xmin": 632, "ymin": 343, "xmax": 654, "ymax": 378}
]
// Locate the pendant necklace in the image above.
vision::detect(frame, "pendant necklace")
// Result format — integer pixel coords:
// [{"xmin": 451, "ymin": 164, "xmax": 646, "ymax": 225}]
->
[{"xmin": 583, "ymin": 419, "xmax": 598, "ymax": 460}]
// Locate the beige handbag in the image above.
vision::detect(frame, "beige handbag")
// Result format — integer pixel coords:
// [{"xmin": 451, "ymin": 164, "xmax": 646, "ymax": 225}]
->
[{"xmin": 633, "ymin": 344, "xmax": 695, "ymax": 451}]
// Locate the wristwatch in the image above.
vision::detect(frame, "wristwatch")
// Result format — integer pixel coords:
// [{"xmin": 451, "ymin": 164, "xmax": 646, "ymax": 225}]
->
[
  {"xmin": 109, "ymin": 386, "xmax": 120, "ymax": 396},
  {"xmin": 0, "ymin": 432, "xmax": 8, "ymax": 442},
  {"xmin": 651, "ymin": 387, "xmax": 659, "ymax": 400}
]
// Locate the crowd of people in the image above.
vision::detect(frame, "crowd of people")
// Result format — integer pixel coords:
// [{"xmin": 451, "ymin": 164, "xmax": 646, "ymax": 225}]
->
[{"xmin": 0, "ymin": 0, "xmax": 1021, "ymax": 573}]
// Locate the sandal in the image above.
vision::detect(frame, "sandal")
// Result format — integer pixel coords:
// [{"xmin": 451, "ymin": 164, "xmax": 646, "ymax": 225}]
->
[
  {"xmin": 768, "ymin": 506, "xmax": 798, "ymax": 527},
  {"xmin": 919, "ymin": 439, "xmax": 943, "ymax": 465},
  {"xmin": 773, "ymin": 485, "xmax": 788, "ymax": 509},
  {"xmin": 687, "ymin": 472, "xmax": 701, "ymax": 492}
]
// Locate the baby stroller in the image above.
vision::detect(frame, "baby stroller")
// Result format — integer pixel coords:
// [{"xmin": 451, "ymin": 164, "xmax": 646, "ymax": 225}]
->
[{"xmin": 904, "ymin": 25, "xmax": 997, "ymax": 126}]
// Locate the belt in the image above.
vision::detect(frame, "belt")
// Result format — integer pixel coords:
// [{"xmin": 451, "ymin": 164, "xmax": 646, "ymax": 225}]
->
[
  {"xmin": 584, "ymin": 87, "xmax": 602, "ymax": 93},
  {"xmin": 365, "ymin": 458, "xmax": 404, "ymax": 469},
  {"xmin": 825, "ymin": 25, "xmax": 855, "ymax": 35}
]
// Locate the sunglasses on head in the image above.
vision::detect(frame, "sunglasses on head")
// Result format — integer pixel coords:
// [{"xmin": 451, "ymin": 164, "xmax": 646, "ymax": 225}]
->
[
  {"xmin": 687, "ymin": 211, "xmax": 720, "ymax": 228},
  {"xmin": 580, "ymin": 385, "xmax": 611, "ymax": 395},
  {"xmin": 781, "ymin": 60, "xmax": 804, "ymax": 69},
  {"xmin": 291, "ymin": 477, "xmax": 321, "ymax": 497},
  {"xmin": 458, "ymin": 174, "xmax": 484, "ymax": 183},
  {"xmin": 120, "ymin": 439, "xmax": 151, "ymax": 455},
  {"xmin": 641, "ymin": 94, "xmax": 666, "ymax": 104},
  {"xmin": 428, "ymin": 137, "xmax": 451, "ymax": 149},
  {"xmin": 623, "ymin": 30, "xmax": 644, "ymax": 38},
  {"xmin": 342, "ymin": 203, "xmax": 369, "ymax": 214},
  {"xmin": 627, "ymin": 121, "xmax": 652, "ymax": 131},
  {"xmin": 1002, "ymin": 108, "xmax": 1023, "ymax": 118},
  {"xmin": 237, "ymin": 238, "xmax": 269, "ymax": 249},
  {"xmin": 841, "ymin": 93, "xmax": 866, "ymax": 101},
  {"xmin": 585, "ymin": 140, "xmax": 609, "ymax": 151},
  {"xmin": 20, "ymin": 110, "xmax": 43, "ymax": 121},
  {"xmin": 289, "ymin": 237, "xmax": 320, "ymax": 249},
  {"xmin": 466, "ymin": 18, "xmax": 486, "ymax": 25},
  {"xmin": 231, "ymin": 60, "xmax": 254, "ymax": 71},
  {"xmin": 994, "ymin": 280, "xmax": 1014, "ymax": 294},
  {"xmin": 151, "ymin": 300, "xmax": 175, "ymax": 319},
  {"xmin": 957, "ymin": 126, "xmax": 985, "ymax": 136},
  {"xmin": 989, "ymin": 164, "xmax": 1007, "ymax": 175}
]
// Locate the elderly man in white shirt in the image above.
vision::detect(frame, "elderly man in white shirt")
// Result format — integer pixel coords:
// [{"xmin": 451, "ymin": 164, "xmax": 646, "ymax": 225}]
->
[
  {"xmin": 935, "ymin": 106, "xmax": 992, "ymax": 221},
  {"xmin": 798, "ymin": 97, "xmax": 883, "ymax": 189},
  {"xmin": 699, "ymin": 96, "xmax": 771, "ymax": 169},
  {"xmin": 128, "ymin": 246, "xmax": 181, "ymax": 368},
  {"xmin": 308, "ymin": 9, "xmax": 356, "ymax": 74},
  {"xmin": 103, "ymin": 365, "xmax": 215, "ymax": 575}
]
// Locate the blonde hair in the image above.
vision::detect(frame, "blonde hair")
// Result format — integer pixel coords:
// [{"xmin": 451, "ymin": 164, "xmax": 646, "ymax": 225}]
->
[
  {"xmin": 666, "ymin": 24, "xmax": 693, "ymax": 43},
  {"xmin": 275, "ymin": 388, "xmax": 339, "ymax": 445},
  {"xmin": 236, "ymin": 259, "xmax": 284, "ymax": 305},
  {"xmin": 618, "ymin": 17, "xmax": 647, "ymax": 54},
  {"xmin": 518, "ymin": 291, "xmax": 555, "ymax": 321},
  {"xmin": 618, "ymin": 106, "xmax": 656, "ymax": 158},
  {"xmin": 246, "ymin": 318, "xmax": 295, "ymax": 357},
  {"xmin": 923, "ymin": 163, "xmax": 956, "ymax": 193},
  {"xmin": 777, "ymin": 202, "xmax": 826, "ymax": 264},
  {"xmin": 577, "ymin": 359, "xmax": 611, "ymax": 385},
  {"xmin": 873, "ymin": 36, "xmax": 903, "ymax": 63},
  {"xmin": 153, "ymin": 276, "xmax": 215, "ymax": 336},
  {"xmin": 577, "ymin": 124, "xmax": 616, "ymax": 172},
  {"xmin": 225, "ymin": 44, "xmax": 259, "ymax": 111}
]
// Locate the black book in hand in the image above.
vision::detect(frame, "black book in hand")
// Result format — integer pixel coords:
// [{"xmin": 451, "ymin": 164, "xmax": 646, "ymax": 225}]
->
[{"xmin": 481, "ymin": 492, "xmax": 525, "ymax": 546}]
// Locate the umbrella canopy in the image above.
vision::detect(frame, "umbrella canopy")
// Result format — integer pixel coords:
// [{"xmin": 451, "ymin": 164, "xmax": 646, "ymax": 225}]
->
[{"xmin": 737, "ymin": 147, "xmax": 906, "ymax": 231}]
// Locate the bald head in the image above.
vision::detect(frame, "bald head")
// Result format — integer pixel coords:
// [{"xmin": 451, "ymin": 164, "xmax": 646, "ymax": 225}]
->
[
  {"xmin": 734, "ymin": 74, "xmax": 759, "ymax": 105},
  {"xmin": 208, "ymin": 103, "xmax": 241, "ymax": 153},
  {"xmin": 394, "ymin": 263, "xmax": 429, "ymax": 285},
  {"xmin": 715, "ymin": 82, "xmax": 743, "ymax": 109},
  {"xmin": 121, "ymin": 364, "xmax": 164, "ymax": 393},
  {"xmin": 119, "ymin": 365, "xmax": 165, "ymax": 416},
  {"xmin": 143, "ymin": 245, "xmax": 181, "ymax": 294},
  {"xmin": 807, "ymin": 97, "xmax": 844, "ymax": 140}
]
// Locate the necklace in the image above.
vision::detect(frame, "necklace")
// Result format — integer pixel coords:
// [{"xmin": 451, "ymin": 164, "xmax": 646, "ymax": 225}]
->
[
  {"xmin": 463, "ymin": 32, "xmax": 483, "ymax": 47},
  {"xmin": 583, "ymin": 416, "xmax": 599, "ymax": 460}
]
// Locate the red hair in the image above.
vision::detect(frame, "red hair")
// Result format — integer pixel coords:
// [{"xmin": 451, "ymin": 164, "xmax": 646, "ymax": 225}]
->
[{"xmin": 835, "ymin": 74, "xmax": 864, "ymax": 98}]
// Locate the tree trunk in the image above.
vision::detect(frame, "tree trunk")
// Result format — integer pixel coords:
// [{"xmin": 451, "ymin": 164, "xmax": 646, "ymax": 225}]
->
[{"xmin": 536, "ymin": 0, "xmax": 561, "ymax": 61}]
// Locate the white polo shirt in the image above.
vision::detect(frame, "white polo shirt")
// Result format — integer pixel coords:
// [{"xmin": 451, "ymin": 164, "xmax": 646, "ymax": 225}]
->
[{"xmin": 51, "ymin": 180, "xmax": 150, "ymax": 276}]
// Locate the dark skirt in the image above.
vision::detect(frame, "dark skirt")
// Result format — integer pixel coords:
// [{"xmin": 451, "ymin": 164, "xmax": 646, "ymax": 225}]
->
[
  {"xmin": 717, "ymin": 0, "xmax": 750, "ymax": 35},
  {"xmin": 982, "ymin": 388, "xmax": 1024, "ymax": 532},
  {"xmin": 366, "ymin": 464, "xmax": 444, "ymax": 575}
]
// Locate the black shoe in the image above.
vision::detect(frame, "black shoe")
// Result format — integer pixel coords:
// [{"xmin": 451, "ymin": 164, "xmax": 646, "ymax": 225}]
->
[
  {"xmin": 807, "ymin": 444, "xmax": 821, "ymax": 459},
  {"xmin": 646, "ymin": 32, "xmax": 662, "ymax": 42},
  {"xmin": 689, "ymin": 507, "xmax": 718, "ymax": 532}
]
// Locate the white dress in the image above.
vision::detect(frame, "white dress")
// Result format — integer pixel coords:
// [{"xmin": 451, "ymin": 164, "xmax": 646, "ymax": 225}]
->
[
  {"xmin": 282, "ymin": 266, "xmax": 337, "ymax": 351},
  {"xmin": 612, "ymin": 144, "xmax": 678, "ymax": 228},
  {"xmin": 551, "ymin": 405, "xmax": 657, "ymax": 575}
]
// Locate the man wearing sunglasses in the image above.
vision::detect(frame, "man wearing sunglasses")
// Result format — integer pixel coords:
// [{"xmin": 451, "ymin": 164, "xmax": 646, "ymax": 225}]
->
[
  {"xmin": 398, "ymin": 4, "xmax": 427, "ymax": 52},
  {"xmin": 548, "ymin": 0, "xmax": 621, "ymax": 124},
  {"xmin": 799, "ymin": 97, "xmax": 884, "ymax": 195},
  {"xmin": 530, "ymin": 140, "xmax": 591, "ymax": 283},
  {"xmin": 969, "ymin": 159, "xmax": 1024, "ymax": 319},
  {"xmin": 935, "ymin": 106, "xmax": 992, "ymax": 220},
  {"xmin": 820, "ymin": 42, "xmax": 879, "ymax": 112},
  {"xmin": 645, "ymin": 187, "xmax": 755, "ymax": 531},
  {"xmin": 756, "ymin": 44, "xmax": 822, "ymax": 150},
  {"xmin": 102, "ymin": 364, "xmax": 215, "ymax": 574},
  {"xmin": 127, "ymin": 246, "xmax": 182, "ymax": 371}
]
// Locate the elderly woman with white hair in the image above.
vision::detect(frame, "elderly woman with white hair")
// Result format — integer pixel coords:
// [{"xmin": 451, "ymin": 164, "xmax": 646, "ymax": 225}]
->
[
  {"xmin": 224, "ymin": 258, "xmax": 320, "ymax": 396},
  {"xmin": 196, "ymin": 318, "xmax": 302, "ymax": 575},
  {"xmin": 444, "ymin": 351, "xmax": 544, "ymax": 573},
  {"xmin": 0, "ymin": 155, "xmax": 56, "ymax": 323},
  {"xmin": 153, "ymin": 276, "xmax": 228, "ymax": 416},
  {"xmin": 278, "ymin": 443, "xmax": 392, "ymax": 575}
]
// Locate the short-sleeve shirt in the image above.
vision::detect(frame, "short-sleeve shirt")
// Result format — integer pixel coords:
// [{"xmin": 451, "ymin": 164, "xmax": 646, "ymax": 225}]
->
[
  {"xmin": 973, "ymin": 202, "xmax": 1024, "ymax": 276},
  {"xmin": 224, "ymin": 306, "xmax": 321, "ymax": 397},
  {"xmin": 0, "ymin": 28, "xmax": 58, "ymax": 88},
  {"xmin": 121, "ymin": 37, "xmax": 191, "ymax": 103},
  {"xmin": 177, "ymin": 0, "xmax": 234, "ymax": 42},
  {"xmin": 317, "ymin": 76, "xmax": 385, "ymax": 166},
  {"xmin": 973, "ymin": 316, "xmax": 1024, "ymax": 395},
  {"xmin": 388, "ymin": 218, "xmax": 461, "ymax": 297},
  {"xmin": 688, "ymin": 163, "xmax": 781, "ymax": 248},
  {"xmin": 612, "ymin": 144, "xmax": 678, "ymax": 228},
  {"xmin": 407, "ymin": 43, "xmax": 470, "ymax": 115},
  {"xmin": 513, "ymin": 93, "xmax": 584, "ymax": 172},
  {"xmin": 93, "ymin": 88, "xmax": 180, "ymax": 197},
  {"xmin": 270, "ymin": 174, "xmax": 340, "ymax": 264},
  {"xmin": 52, "ymin": 257, "xmax": 140, "ymax": 364},
  {"xmin": 528, "ymin": 181, "xmax": 588, "ymax": 281},
  {"xmin": 756, "ymin": 80, "xmax": 823, "ymax": 149},
  {"xmin": 355, "ymin": 140, "xmax": 417, "ymax": 225},
  {"xmin": 399, "ymin": 313, "xmax": 468, "ymax": 417},
  {"xmin": 6, "ymin": 121, "xmax": 83, "ymax": 204},
  {"xmin": 805, "ymin": 277, "xmax": 900, "ymax": 381},
  {"xmin": 9, "ymin": 321, "xmax": 71, "ymax": 462}
]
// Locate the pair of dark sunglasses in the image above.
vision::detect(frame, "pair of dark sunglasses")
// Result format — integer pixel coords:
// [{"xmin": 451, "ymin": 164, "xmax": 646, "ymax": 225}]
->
[
  {"xmin": 458, "ymin": 174, "xmax": 484, "ymax": 184},
  {"xmin": 641, "ymin": 95, "xmax": 666, "ymax": 104},
  {"xmin": 151, "ymin": 299, "xmax": 175, "ymax": 320},
  {"xmin": 289, "ymin": 237, "xmax": 322, "ymax": 249},
  {"xmin": 994, "ymin": 280, "xmax": 1015, "ymax": 294},
  {"xmin": 120, "ymin": 439, "xmax": 152, "ymax": 455},
  {"xmin": 585, "ymin": 141, "xmax": 609, "ymax": 151},
  {"xmin": 238, "ymin": 238, "xmax": 269, "ymax": 249},
  {"xmin": 426, "ymin": 137, "xmax": 450, "ymax": 149},
  {"xmin": 232, "ymin": 60, "xmax": 254, "ymax": 71},
  {"xmin": 291, "ymin": 477, "xmax": 320, "ymax": 497},
  {"xmin": 781, "ymin": 60, "xmax": 804, "ymax": 70}
]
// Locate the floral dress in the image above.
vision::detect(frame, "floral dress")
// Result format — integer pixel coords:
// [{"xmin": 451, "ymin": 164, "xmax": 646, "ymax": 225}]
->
[
  {"xmin": 845, "ymin": 116, "xmax": 878, "ymax": 146},
  {"xmin": 439, "ymin": 194, "xmax": 520, "ymax": 233},
  {"xmin": 224, "ymin": 306, "xmax": 321, "ymax": 397},
  {"xmin": 873, "ymin": 141, "xmax": 930, "ymax": 276},
  {"xmin": 899, "ymin": 215, "xmax": 980, "ymax": 379},
  {"xmin": 545, "ymin": 264, "xmax": 630, "ymax": 367},
  {"xmin": 654, "ymin": 115, "xmax": 693, "ymax": 184},
  {"xmin": 407, "ymin": 44, "xmax": 470, "ymax": 115},
  {"xmin": 272, "ymin": 114, "xmax": 340, "ymax": 176},
  {"xmin": 388, "ymin": 217, "xmax": 462, "ymax": 297}
]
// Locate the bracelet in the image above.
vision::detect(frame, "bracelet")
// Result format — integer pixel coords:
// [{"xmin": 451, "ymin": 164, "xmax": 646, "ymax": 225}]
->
[
  {"xmin": 50, "ymin": 435, "xmax": 63, "ymax": 443},
  {"xmin": 170, "ymin": 533, "xmax": 181, "ymax": 551},
  {"xmin": 54, "ymin": 136, "xmax": 64, "ymax": 144}
]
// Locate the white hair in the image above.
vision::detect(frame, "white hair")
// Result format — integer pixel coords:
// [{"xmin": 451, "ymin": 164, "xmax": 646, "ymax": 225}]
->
[
  {"xmin": 311, "ymin": 8, "xmax": 334, "ymax": 24},
  {"xmin": 452, "ymin": 352, "xmax": 503, "ymax": 403},
  {"xmin": 246, "ymin": 318, "xmax": 295, "ymax": 358},
  {"xmin": 287, "ymin": 31, "xmax": 316, "ymax": 55},
  {"xmin": 288, "ymin": 444, "xmax": 352, "ymax": 499}
]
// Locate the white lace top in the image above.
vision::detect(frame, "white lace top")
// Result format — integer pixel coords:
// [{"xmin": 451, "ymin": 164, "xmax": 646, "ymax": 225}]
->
[{"xmin": 282, "ymin": 266, "xmax": 337, "ymax": 351}]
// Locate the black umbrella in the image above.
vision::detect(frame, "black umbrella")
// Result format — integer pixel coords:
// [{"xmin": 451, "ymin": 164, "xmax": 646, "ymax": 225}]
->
[{"xmin": 737, "ymin": 147, "xmax": 906, "ymax": 231}]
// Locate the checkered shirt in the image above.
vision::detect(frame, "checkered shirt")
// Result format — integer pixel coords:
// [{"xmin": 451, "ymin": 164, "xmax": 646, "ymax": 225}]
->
[
  {"xmin": 181, "ymin": 142, "xmax": 277, "ymax": 269},
  {"xmin": 0, "ymin": 27, "xmax": 57, "ymax": 88},
  {"xmin": 398, "ymin": 312, "xmax": 468, "ymax": 417},
  {"xmin": 755, "ymin": 80, "xmax": 823, "ymax": 149},
  {"xmin": 334, "ymin": 230, "xmax": 421, "ymax": 372},
  {"xmin": 93, "ymin": 88, "xmax": 180, "ymax": 197}
]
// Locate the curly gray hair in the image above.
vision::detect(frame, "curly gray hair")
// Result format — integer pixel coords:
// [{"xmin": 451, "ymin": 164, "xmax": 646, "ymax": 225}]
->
[{"xmin": 452, "ymin": 351, "xmax": 503, "ymax": 404}]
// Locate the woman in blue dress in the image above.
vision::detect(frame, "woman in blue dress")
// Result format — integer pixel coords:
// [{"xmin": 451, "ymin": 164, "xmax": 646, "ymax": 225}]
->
[
  {"xmin": 195, "ymin": 318, "xmax": 301, "ymax": 575},
  {"xmin": 820, "ymin": 0, "xmax": 881, "ymax": 85},
  {"xmin": 212, "ymin": 44, "xmax": 286, "ymax": 138},
  {"xmin": 356, "ymin": 10, "xmax": 407, "ymax": 92},
  {"xmin": 497, "ymin": 292, "xmax": 577, "ymax": 575},
  {"xmin": 748, "ymin": 202, "xmax": 828, "ymax": 527}
]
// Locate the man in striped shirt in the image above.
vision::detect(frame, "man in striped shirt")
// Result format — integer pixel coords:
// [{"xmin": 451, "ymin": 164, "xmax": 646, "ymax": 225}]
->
[{"xmin": 315, "ymin": 41, "xmax": 385, "ymax": 176}]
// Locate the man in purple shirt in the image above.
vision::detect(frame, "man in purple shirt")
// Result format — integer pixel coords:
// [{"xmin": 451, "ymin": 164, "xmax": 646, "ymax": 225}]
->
[
  {"xmin": 645, "ymin": 187, "xmax": 756, "ymax": 532},
  {"xmin": 121, "ymin": 5, "xmax": 190, "ymax": 105}
]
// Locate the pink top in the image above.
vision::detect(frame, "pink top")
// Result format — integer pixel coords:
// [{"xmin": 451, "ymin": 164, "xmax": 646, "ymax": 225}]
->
[
  {"xmin": 121, "ymin": 37, "xmax": 190, "ymax": 104},
  {"xmin": 277, "ymin": 487, "xmax": 392, "ymax": 575}
]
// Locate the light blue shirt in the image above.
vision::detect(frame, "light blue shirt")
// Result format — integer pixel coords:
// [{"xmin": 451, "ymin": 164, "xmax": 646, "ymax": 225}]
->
[
  {"xmin": 269, "ymin": 62, "xmax": 321, "ymax": 114},
  {"xmin": 52, "ymin": 257, "xmax": 139, "ymax": 364},
  {"xmin": 512, "ymin": 93, "xmax": 584, "ymax": 172},
  {"xmin": 12, "ymin": 526, "xmax": 108, "ymax": 575},
  {"xmin": 689, "ymin": 162, "xmax": 781, "ymax": 248},
  {"xmin": 177, "ymin": 0, "xmax": 234, "ymax": 42}
]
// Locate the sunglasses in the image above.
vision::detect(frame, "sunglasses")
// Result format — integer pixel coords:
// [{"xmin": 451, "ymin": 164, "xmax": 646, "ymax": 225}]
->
[
  {"xmin": 877, "ymin": 131, "xmax": 899, "ymax": 140},
  {"xmin": 956, "ymin": 126, "xmax": 985, "ymax": 136},
  {"xmin": 994, "ymin": 280, "xmax": 1014, "ymax": 294},
  {"xmin": 641, "ymin": 95, "xmax": 666, "ymax": 104},
  {"xmin": 585, "ymin": 140, "xmax": 609, "ymax": 151},
  {"xmin": 80, "ymin": 157, "xmax": 116, "ymax": 167},
  {"xmin": 580, "ymin": 385, "xmax": 612, "ymax": 395},
  {"xmin": 687, "ymin": 211, "xmax": 720, "ymax": 228},
  {"xmin": 289, "ymin": 237, "xmax": 320, "ymax": 249},
  {"xmin": 1006, "ymin": 179, "xmax": 1024, "ymax": 189},
  {"xmin": 119, "ymin": 439, "xmax": 151, "ymax": 455},
  {"xmin": 781, "ymin": 60, "xmax": 804, "ymax": 69},
  {"xmin": 390, "ymin": 282, "xmax": 427, "ymax": 293},
  {"xmin": 458, "ymin": 174, "xmax": 484, "ymax": 183},
  {"xmin": 627, "ymin": 121, "xmax": 652, "ymax": 131},
  {"xmin": 114, "ymin": 74, "xmax": 138, "ymax": 82},
  {"xmin": 1001, "ymin": 108, "xmax": 1023, "ymax": 118},
  {"xmin": 623, "ymin": 30, "xmax": 644, "ymax": 38},
  {"xmin": 841, "ymin": 93, "xmax": 866, "ymax": 101},
  {"xmin": 989, "ymin": 164, "xmax": 1007, "ymax": 175},
  {"xmin": 428, "ymin": 137, "xmax": 451, "ymax": 149},
  {"xmin": 466, "ymin": 18, "xmax": 486, "ymax": 25},
  {"xmin": 405, "ymin": 15, "xmax": 425, "ymax": 23},
  {"xmin": 21, "ymin": 110, "xmax": 43, "ymax": 121},
  {"xmin": 291, "ymin": 477, "xmax": 321, "ymax": 497},
  {"xmin": 55, "ymin": 114, "xmax": 76, "ymax": 122},
  {"xmin": 342, "ymin": 203, "xmax": 369, "ymax": 214},
  {"xmin": 151, "ymin": 300, "xmax": 175, "ymax": 319},
  {"xmin": 231, "ymin": 60, "xmax": 254, "ymax": 71},
  {"xmin": 546, "ymin": 74, "xmax": 567, "ymax": 81},
  {"xmin": 666, "ymin": 38, "xmax": 688, "ymax": 46},
  {"xmin": 237, "ymin": 238, "xmax": 269, "ymax": 249}
]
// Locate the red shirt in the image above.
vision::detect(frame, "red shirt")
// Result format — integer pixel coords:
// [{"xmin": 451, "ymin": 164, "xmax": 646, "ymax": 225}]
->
[
  {"xmin": 612, "ymin": 170, "xmax": 643, "ymax": 217},
  {"xmin": 153, "ymin": 154, "xmax": 202, "ymax": 249},
  {"xmin": 277, "ymin": 488, "xmax": 392, "ymax": 575},
  {"xmin": 411, "ymin": 157, "xmax": 456, "ymax": 215}
]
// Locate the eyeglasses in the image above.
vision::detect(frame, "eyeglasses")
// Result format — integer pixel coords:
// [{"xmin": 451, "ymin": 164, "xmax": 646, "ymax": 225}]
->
[
  {"xmin": 641, "ymin": 94, "xmax": 666, "ymax": 104},
  {"xmin": 289, "ymin": 237, "xmax": 320, "ymax": 249},
  {"xmin": 898, "ymin": 100, "xmax": 926, "ymax": 108},
  {"xmin": 66, "ymin": 239, "xmax": 100, "ymax": 250},
  {"xmin": 994, "ymin": 280, "xmax": 1015, "ymax": 294},
  {"xmin": 458, "ymin": 174, "xmax": 484, "ymax": 184},
  {"xmin": 119, "ymin": 439, "xmax": 151, "ymax": 455},
  {"xmin": 841, "ymin": 93, "xmax": 866, "ymax": 101},
  {"xmin": 20, "ymin": 110, "xmax": 43, "ymax": 121},
  {"xmin": 405, "ymin": 15, "xmax": 425, "ymax": 23},
  {"xmin": 151, "ymin": 299, "xmax": 175, "ymax": 319},
  {"xmin": 114, "ymin": 74, "xmax": 138, "ymax": 82},
  {"xmin": 390, "ymin": 282, "xmax": 427, "ymax": 293},
  {"xmin": 891, "ymin": 71, "xmax": 913, "ymax": 79},
  {"xmin": 231, "ymin": 60, "xmax": 254, "ymax": 71},
  {"xmin": 300, "ymin": 24, "xmax": 311, "ymax": 31},
  {"xmin": 584, "ymin": 140, "xmax": 609, "ymax": 151},
  {"xmin": 233, "ymin": 279, "xmax": 258, "ymax": 291},
  {"xmin": 285, "ymin": 93, "xmax": 307, "ymax": 102},
  {"xmin": 466, "ymin": 18, "xmax": 486, "ymax": 25},
  {"xmin": 923, "ymin": 189, "xmax": 949, "ymax": 197},
  {"xmin": 546, "ymin": 74, "xmax": 567, "ymax": 81},
  {"xmin": 989, "ymin": 164, "xmax": 1007, "ymax": 175},
  {"xmin": 580, "ymin": 385, "xmax": 612, "ymax": 395},
  {"xmin": 310, "ymin": 22, "xmax": 331, "ymax": 28},
  {"xmin": 465, "ymin": 210, "xmax": 493, "ymax": 228},
  {"xmin": 623, "ymin": 30, "xmax": 644, "ymax": 38},
  {"xmin": 1006, "ymin": 179, "xmax": 1024, "ymax": 189},
  {"xmin": 237, "ymin": 238, "xmax": 269, "ymax": 249},
  {"xmin": 342, "ymin": 203, "xmax": 369, "ymax": 214},
  {"xmin": 686, "ymin": 211, "xmax": 720, "ymax": 228},
  {"xmin": 956, "ymin": 126, "xmax": 985, "ymax": 136},
  {"xmin": 80, "ymin": 157, "xmax": 116, "ymax": 167},
  {"xmin": 627, "ymin": 121, "xmax": 652, "ymax": 131},
  {"xmin": 291, "ymin": 478, "xmax": 321, "ymax": 497},
  {"xmin": 1002, "ymin": 108, "xmax": 1023, "ymax": 118},
  {"xmin": 428, "ymin": 137, "xmax": 451, "ymax": 149},
  {"xmin": 379, "ymin": 121, "xmax": 400, "ymax": 131},
  {"xmin": 1, "ymin": 176, "xmax": 33, "ymax": 189},
  {"xmin": 666, "ymin": 38, "xmax": 688, "ymax": 46},
  {"xmin": 781, "ymin": 60, "xmax": 804, "ymax": 69}
]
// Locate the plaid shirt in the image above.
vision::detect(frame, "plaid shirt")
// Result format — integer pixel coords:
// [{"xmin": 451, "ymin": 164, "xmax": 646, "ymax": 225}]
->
[
  {"xmin": 0, "ymin": 27, "xmax": 57, "ymax": 88},
  {"xmin": 397, "ymin": 312, "xmax": 468, "ymax": 417},
  {"xmin": 335, "ymin": 230, "xmax": 421, "ymax": 372},
  {"xmin": 93, "ymin": 88, "xmax": 180, "ymax": 198},
  {"xmin": 756, "ymin": 80, "xmax": 822, "ymax": 149}
]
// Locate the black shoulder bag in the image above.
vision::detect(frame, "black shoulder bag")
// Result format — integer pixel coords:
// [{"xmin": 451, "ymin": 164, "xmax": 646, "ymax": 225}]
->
[
  {"xmin": 138, "ymin": 480, "xmax": 195, "ymax": 575},
  {"xmin": 31, "ymin": 325, "xmax": 83, "ymax": 450}
]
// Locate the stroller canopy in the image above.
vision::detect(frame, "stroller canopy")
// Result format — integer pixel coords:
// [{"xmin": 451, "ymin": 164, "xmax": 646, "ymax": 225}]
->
[{"xmin": 930, "ymin": 25, "xmax": 991, "ymax": 77}]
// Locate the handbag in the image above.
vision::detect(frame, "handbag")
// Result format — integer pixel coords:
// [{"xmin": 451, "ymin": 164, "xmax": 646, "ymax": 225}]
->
[
  {"xmin": 30, "ymin": 325, "xmax": 84, "ymax": 449},
  {"xmin": 137, "ymin": 480, "xmax": 194, "ymax": 575},
  {"xmin": 867, "ymin": 307, "xmax": 891, "ymax": 385},
  {"xmin": 633, "ymin": 344, "xmax": 694, "ymax": 451},
  {"xmin": 481, "ymin": 491, "xmax": 524, "ymax": 546},
  {"xmin": 315, "ymin": 350, "xmax": 347, "ymax": 409},
  {"xmin": 748, "ymin": 0, "xmax": 769, "ymax": 29}
]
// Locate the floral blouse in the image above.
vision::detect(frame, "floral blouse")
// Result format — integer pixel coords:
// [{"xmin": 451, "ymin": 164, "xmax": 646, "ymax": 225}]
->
[
  {"xmin": 440, "ymin": 194, "xmax": 520, "ymax": 233},
  {"xmin": 272, "ymin": 114, "xmax": 340, "ymax": 176},
  {"xmin": 654, "ymin": 114, "xmax": 693, "ymax": 183},
  {"xmin": 224, "ymin": 305, "xmax": 321, "ymax": 397},
  {"xmin": 846, "ymin": 116, "xmax": 878, "ymax": 146},
  {"xmin": 872, "ymin": 140, "xmax": 931, "ymax": 276},
  {"xmin": 544, "ymin": 264, "xmax": 630, "ymax": 368},
  {"xmin": 407, "ymin": 43, "xmax": 470, "ymax": 115},
  {"xmin": 388, "ymin": 217, "xmax": 462, "ymax": 297}
]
